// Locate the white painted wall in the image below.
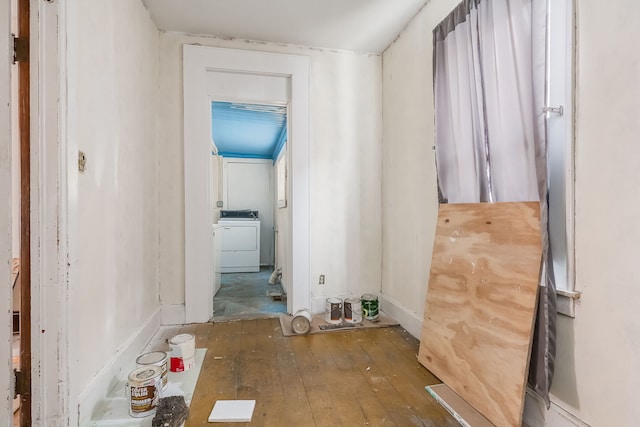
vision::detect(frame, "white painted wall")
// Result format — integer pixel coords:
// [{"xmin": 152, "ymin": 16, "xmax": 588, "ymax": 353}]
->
[
  {"xmin": 158, "ymin": 33, "xmax": 382, "ymax": 309},
  {"xmin": 0, "ymin": 1, "xmax": 14, "ymax": 424},
  {"xmin": 544, "ymin": 1, "xmax": 640, "ymax": 425},
  {"xmin": 222, "ymin": 158, "xmax": 274, "ymax": 266},
  {"xmin": 9, "ymin": 0, "xmax": 16, "ymax": 256},
  {"xmin": 10, "ymin": 0, "xmax": 19, "ymax": 310},
  {"xmin": 383, "ymin": 1, "xmax": 640, "ymax": 426},
  {"xmin": 65, "ymin": 0, "xmax": 160, "ymax": 404},
  {"xmin": 210, "ymin": 154, "xmax": 222, "ymax": 223},
  {"xmin": 380, "ymin": 0, "xmax": 458, "ymax": 337},
  {"xmin": 274, "ymin": 148, "xmax": 290, "ymax": 293}
]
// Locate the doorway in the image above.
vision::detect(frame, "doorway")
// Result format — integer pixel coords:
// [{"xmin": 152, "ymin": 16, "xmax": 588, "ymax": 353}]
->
[
  {"xmin": 183, "ymin": 46, "xmax": 310, "ymax": 323},
  {"xmin": 210, "ymin": 102, "xmax": 288, "ymax": 320}
]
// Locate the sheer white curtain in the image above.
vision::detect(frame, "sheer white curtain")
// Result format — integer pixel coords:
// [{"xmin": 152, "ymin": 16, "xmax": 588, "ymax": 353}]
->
[
  {"xmin": 435, "ymin": 0, "xmax": 539, "ymax": 203},
  {"xmin": 433, "ymin": 0, "xmax": 556, "ymax": 406}
]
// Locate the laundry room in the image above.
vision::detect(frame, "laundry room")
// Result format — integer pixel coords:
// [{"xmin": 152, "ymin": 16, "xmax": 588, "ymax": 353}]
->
[{"xmin": 209, "ymin": 100, "xmax": 289, "ymax": 320}]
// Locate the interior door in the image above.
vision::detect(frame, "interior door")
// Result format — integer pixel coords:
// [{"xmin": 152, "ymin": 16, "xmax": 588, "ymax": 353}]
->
[{"xmin": 223, "ymin": 158, "xmax": 274, "ymax": 266}]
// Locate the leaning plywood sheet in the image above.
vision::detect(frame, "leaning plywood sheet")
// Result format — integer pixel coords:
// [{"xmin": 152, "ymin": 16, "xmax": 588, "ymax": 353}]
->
[{"xmin": 418, "ymin": 202, "xmax": 541, "ymax": 427}]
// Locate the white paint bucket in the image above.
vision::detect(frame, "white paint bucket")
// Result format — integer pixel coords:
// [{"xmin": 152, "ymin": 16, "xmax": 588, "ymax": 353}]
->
[
  {"xmin": 343, "ymin": 297, "xmax": 362, "ymax": 323},
  {"xmin": 169, "ymin": 333, "xmax": 196, "ymax": 372},
  {"xmin": 126, "ymin": 365, "xmax": 162, "ymax": 418},
  {"xmin": 291, "ymin": 309, "xmax": 313, "ymax": 334},
  {"xmin": 136, "ymin": 351, "xmax": 168, "ymax": 391},
  {"xmin": 361, "ymin": 293, "xmax": 379, "ymax": 321},
  {"xmin": 325, "ymin": 297, "xmax": 342, "ymax": 324}
]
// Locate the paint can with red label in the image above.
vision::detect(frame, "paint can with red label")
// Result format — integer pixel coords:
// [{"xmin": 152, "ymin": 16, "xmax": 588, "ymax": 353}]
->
[{"xmin": 169, "ymin": 333, "xmax": 196, "ymax": 372}]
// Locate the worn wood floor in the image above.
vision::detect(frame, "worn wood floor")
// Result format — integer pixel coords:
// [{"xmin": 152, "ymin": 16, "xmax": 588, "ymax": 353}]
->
[{"xmin": 185, "ymin": 318, "xmax": 458, "ymax": 427}]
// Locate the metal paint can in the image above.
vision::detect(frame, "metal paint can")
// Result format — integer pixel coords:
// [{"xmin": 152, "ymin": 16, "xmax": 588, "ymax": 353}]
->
[
  {"xmin": 136, "ymin": 351, "xmax": 168, "ymax": 391},
  {"xmin": 126, "ymin": 365, "xmax": 162, "ymax": 418},
  {"xmin": 325, "ymin": 297, "xmax": 343, "ymax": 324},
  {"xmin": 361, "ymin": 293, "xmax": 379, "ymax": 321},
  {"xmin": 291, "ymin": 309, "xmax": 313, "ymax": 334},
  {"xmin": 169, "ymin": 333, "xmax": 196, "ymax": 372},
  {"xmin": 343, "ymin": 297, "xmax": 363, "ymax": 323}
]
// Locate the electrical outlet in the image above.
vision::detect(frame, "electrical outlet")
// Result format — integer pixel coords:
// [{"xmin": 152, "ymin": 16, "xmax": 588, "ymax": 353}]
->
[{"xmin": 319, "ymin": 274, "xmax": 325, "ymax": 285}]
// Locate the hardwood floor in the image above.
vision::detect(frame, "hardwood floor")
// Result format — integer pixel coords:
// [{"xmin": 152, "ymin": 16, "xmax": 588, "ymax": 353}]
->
[{"xmin": 185, "ymin": 318, "xmax": 458, "ymax": 426}]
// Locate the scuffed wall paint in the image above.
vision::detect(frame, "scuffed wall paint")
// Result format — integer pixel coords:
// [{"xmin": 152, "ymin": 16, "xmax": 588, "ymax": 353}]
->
[
  {"xmin": 67, "ymin": 0, "xmax": 160, "ymax": 396},
  {"xmin": 381, "ymin": 0, "xmax": 459, "ymax": 321},
  {"xmin": 158, "ymin": 33, "xmax": 383, "ymax": 306}
]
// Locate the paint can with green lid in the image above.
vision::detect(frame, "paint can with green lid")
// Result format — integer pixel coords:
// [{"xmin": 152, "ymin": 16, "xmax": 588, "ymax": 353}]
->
[{"xmin": 361, "ymin": 293, "xmax": 379, "ymax": 321}]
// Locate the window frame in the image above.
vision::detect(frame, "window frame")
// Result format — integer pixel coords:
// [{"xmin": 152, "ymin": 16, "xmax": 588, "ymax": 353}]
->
[{"xmin": 546, "ymin": 0, "xmax": 579, "ymax": 316}]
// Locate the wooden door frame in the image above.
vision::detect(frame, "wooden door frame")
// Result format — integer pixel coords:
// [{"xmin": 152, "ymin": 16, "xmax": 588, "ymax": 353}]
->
[
  {"xmin": 2, "ymin": 1, "xmax": 67, "ymax": 425},
  {"xmin": 17, "ymin": 0, "xmax": 32, "ymax": 423}
]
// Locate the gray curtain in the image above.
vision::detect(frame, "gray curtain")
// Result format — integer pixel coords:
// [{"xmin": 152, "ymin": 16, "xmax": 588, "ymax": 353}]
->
[{"xmin": 433, "ymin": 0, "xmax": 556, "ymax": 407}]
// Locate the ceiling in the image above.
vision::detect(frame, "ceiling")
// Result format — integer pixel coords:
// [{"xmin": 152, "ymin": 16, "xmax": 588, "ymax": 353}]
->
[
  {"xmin": 143, "ymin": 0, "xmax": 427, "ymax": 53},
  {"xmin": 211, "ymin": 102, "xmax": 287, "ymax": 160},
  {"xmin": 148, "ymin": 1, "xmax": 427, "ymax": 157}
]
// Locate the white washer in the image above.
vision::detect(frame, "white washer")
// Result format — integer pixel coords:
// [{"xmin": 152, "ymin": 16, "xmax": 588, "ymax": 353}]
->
[{"xmin": 218, "ymin": 218, "xmax": 261, "ymax": 273}]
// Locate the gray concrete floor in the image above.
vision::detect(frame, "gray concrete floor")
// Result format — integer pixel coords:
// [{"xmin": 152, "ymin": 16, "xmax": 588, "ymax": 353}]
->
[{"xmin": 212, "ymin": 267, "xmax": 287, "ymax": 321}]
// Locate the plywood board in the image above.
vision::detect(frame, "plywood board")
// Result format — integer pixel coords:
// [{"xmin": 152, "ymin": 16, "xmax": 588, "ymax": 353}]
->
[{"xmin": 418, "ymin": 202, "xmax": 541, "ymax": 427}]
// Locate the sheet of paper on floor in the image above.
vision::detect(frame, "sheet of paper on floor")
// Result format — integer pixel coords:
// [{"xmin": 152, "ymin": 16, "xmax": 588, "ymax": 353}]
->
[{"xmin": 208, "ymin": 400, "xmax": 256, "ymax": 423}]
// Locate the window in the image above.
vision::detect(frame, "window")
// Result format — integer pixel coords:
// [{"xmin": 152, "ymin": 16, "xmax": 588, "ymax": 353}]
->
[{"xmin": 546, "ymin": 0, "xmax": 578, "ymax": 315}]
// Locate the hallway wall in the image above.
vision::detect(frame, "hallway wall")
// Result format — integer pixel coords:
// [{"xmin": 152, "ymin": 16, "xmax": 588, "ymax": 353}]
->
[
  {"xmin": 66, "ymin": 0, "xmax": 160, "ymax": 405},
  {"xmin": 380, "ymin": 0, "xmax": 458, "ymax": 334},
  {"xmin": 157, "ymin": 33, "xmax": 383, "ymax": 311}
]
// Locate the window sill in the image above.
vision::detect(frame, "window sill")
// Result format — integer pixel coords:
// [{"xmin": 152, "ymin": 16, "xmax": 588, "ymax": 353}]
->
[{"xmin": 556, "ymin": 289, "xmax": 580, "ymax": 318}]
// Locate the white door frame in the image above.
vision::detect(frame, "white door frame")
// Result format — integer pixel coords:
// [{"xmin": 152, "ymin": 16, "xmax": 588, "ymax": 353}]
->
[
  {"xmin": 1, "ymin": 1, "xmax": 67, "ymax": 424},
  {"xmin": 31, "ymin": 0, "xmax": 69, "ymax": 424},
  {"xmin": 183, "ymin": 46, "xmax": 310, "ymax": 321},
  {"xmin": 0, "ymin": 1, "xmax": 14, "ymax": 424}
]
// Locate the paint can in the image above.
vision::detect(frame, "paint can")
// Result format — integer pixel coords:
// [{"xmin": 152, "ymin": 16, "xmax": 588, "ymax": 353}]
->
[
  {"xmin": 169, "ymin": 333, "xmax": 196, "ymax": 372},
  {"xmin": 291, "ymin": 309, "xmax": 313, "ymax": 334},
  {"xmin": 343, "ymin": 297, "xmax": 363, "ymax": 323},
  {"xmin": 325, "ymin": 297, "xmax": 343, "ymax": 324},
  {"xmin": 361, "ymin": 293, "xmax": 379, "ymax": 321},
  {"xmin": 126, "ymin": 365, "xmax": 162, "ymax": 418},
  {"xmin": 136, "ymin": 351, "xmax": 168, "ymax": 391}
]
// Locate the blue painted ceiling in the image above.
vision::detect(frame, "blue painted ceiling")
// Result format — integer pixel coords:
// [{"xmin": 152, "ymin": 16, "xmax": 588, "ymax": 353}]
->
[{"xmin": 211, "ymin": 101, "xmax": 287, "ymax": 160}]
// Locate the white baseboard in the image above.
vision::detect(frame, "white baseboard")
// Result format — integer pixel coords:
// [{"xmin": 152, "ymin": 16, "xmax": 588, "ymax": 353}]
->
[
  {"xmin": 378, "ymin": 293, "xmax": 423, "ymax": 339},
  {"xmin": 77, "ymin": 307, "xmax": 161, "ymax": 426},
  {"xmin": 161, "ymin": 303, "xmax": 186, "ymax": 325},
  {"xmin": 523, "ymin": 390, "xmax": 591, "ymax": 427}
]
